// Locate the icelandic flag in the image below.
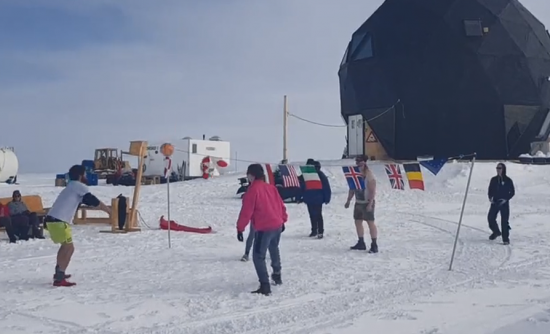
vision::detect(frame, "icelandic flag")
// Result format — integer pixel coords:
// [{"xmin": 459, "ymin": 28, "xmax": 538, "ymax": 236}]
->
[{"xmin": 342, "ymin": 166, "xmax": 365, "ymax": 190}]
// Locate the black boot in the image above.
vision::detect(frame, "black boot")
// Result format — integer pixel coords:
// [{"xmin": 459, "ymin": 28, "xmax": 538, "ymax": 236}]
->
[
  {"xmin": 32, "ymin": 225, "xmax": 45, "ymax": 239},
  {"xmin": 271, "ymin": 273, "xmax": 282, "ymax": 285},
  {"xmin": 489, "ymin": 232, "xmax": 501, "ymax": 240},
  {"xmin": 350, "ymin": 239, "xmax": 366, "ymax": 250},
  {"xmin": 309, "ymin": 231, "xmax": 317, "ymax": 237},
  {"xmin": 368, "ymin": 240, "xmax": 378, "ymax": 253},
  {"xmin": 251, "ymin": 283, "xmax": 271, "ymax": 296}
]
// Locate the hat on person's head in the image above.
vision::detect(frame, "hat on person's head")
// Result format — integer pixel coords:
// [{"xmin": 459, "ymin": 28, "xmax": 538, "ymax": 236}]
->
[
  {"xmin": 313, "ymin": 160, "xmax": 321, "ymax": 171},
  {"xmin": 12, "ymin": 190, "xmax": 21, "ymax": 197},
  {"xmin": 306, "ymin": 158, "xmax": 315, "ymax": 165},
  {"xmin": 246, "ymin": 163, "xmax": 265, "ymax": 181}
]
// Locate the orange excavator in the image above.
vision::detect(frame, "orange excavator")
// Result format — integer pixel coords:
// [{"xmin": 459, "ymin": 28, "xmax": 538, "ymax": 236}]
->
[{"xmin": 93, "ymin": 148, "xmax": 130, "ymax": 179}]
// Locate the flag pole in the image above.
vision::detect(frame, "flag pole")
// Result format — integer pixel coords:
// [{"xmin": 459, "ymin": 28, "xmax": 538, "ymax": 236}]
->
[
  {"xmin": 449, "ymin": 153, "xmax": 476, "ymax": 271},
  {"xmin": 167, "ymin": 171, "xmax": 171, "ymax": 249}
]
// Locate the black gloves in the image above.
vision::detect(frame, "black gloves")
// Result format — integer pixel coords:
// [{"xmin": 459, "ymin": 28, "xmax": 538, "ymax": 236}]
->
[
  {"xmin": 237, "ymin": 231, "xmax": 244, "ymax": 242},
  {"xmin": 281, "ymin": 224, "xmax": 285, "ymax": 232}
]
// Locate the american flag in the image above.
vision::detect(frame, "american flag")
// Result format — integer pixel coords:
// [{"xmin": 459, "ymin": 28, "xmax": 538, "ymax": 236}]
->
[
  {"xmin": 384, "ymin": 164, "xmax": 405, "ymax": 190},
  {"xmin": 342, "ymin": 166, "xmax": 365, "ymax": 190},
  {"xmin": 278, "ymin": 164, "xmax": 300, "ymax": 187}
]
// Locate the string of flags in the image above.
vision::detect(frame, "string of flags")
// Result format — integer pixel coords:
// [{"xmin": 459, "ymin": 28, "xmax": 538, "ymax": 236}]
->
[
  {"xmin": 341, "ymin": 157, "xmax": 452, "ymax": 191},
  {"xmin": 255, "ymin": 155, "xmax": 471, "ymax": 191}
]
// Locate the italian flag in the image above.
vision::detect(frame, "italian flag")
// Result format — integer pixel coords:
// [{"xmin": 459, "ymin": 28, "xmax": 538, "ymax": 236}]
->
[{"xmin": 300, "ymin": 165, "xmax": 322, "ymax": 190}]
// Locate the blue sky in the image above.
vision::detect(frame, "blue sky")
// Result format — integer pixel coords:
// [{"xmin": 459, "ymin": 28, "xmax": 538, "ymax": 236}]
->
[{"xmin": 0, "ymin": 0, "xmax": 548, "ymax": 173}]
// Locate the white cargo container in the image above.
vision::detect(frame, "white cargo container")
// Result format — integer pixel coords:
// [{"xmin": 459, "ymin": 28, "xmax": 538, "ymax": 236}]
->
[
  {"xmin": 0, "ymin": 147, "xmax": 18, "ymax": 183},
  {"xmin": 143, "ymin": 137, "xmax": 230, "ymax": 180}
]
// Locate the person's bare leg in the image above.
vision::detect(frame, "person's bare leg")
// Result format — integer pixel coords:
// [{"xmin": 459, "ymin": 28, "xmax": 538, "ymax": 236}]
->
[
  {"xmin": 56, "ymin": 243, "xmax": 74, "ymax": 274},
  {"xmin": 354, "ymin": 220, "xmax": 364, "ymax": 237},
  {"xmin": 367, "ymin": 221, "xmax": 377, "ymax": 239}
]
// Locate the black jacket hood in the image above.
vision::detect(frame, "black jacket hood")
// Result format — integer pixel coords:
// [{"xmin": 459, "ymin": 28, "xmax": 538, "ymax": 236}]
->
[
  {"xmin": 497, "ymin": 162, "xmax": 507, "ymax": 177},
  {"xmin": 314, "ymin": 161, "xmax": 321, "ymax": 171}
]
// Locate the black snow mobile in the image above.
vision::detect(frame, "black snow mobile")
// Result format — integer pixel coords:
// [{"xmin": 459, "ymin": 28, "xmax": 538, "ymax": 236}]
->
[{"xmin": 236, "ymin": 169, "xmax": 302, "ymax": 203}]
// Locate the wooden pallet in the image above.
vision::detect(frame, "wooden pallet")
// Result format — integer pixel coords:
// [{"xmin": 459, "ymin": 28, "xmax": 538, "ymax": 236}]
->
[{"xmin": 141, "ymin": 175, "xmax": 161, "ymax": 185}]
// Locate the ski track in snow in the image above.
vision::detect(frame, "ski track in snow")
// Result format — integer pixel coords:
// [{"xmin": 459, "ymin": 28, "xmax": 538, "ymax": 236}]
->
[{"xmin": 1, "ymin": 162, "xmax": 550, "ymax": 334}]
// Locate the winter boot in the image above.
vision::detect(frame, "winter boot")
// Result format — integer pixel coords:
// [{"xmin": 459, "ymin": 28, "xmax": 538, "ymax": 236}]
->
[
  {"xmin": 53, "ymin": 279, "xmax": 76, "ymax": 287},
  {"xmin": 240, "ymin": 254, "xmax": 249, "ymax": 262},
  {"xmin": 350, "ymin": 239, "xmax": 366, "ymax": 250},
  {"xmin": 503, "ymin": 241, "xmax": 510, "ymax": 245},
  {"xmin": 368, "ymin": 241, "xmax": 379, "ymax": 254},
  {"xmin": 309, "ymin": 231, "xmax": 317, "ymax": 237},
  {"xmin": 489, "ymin": 232, "xmax": 501, "ymax": 241},
  {"xmin": 271, "ymin": 272, "xmax": 283, "ymax": 285},
  {"xmin": 317, "ymin": 233, "xmax": 324, "ymax": 239},
  {"xmin": 251, "ymin": 283, "xmax": 271, "ymax": 296}
]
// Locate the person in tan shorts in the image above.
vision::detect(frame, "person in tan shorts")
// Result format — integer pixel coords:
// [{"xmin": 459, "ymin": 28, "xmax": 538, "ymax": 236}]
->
[{"xmin": 345, "ymin": 155, "xmax": 378, "ymax": 253}]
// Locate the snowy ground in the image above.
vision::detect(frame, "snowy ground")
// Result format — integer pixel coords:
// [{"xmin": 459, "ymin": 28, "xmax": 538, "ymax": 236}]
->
[{"xmin": 1, "ymin": 160, "xmax": 550, "ymax": 334}]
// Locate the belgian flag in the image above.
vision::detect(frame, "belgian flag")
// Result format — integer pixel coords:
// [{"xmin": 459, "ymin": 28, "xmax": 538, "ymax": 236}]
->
[{"xmin": 403, "ymin": 163, "xmax": 425, "ymax": 191}]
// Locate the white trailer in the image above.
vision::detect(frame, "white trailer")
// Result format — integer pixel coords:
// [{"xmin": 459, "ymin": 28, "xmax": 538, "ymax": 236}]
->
[{"xmin": 143, "ymin": 137, "xmax": 231, "ymax": 180}]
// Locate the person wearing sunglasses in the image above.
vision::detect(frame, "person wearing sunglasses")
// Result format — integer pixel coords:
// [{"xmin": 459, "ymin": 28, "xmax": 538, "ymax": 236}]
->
[{"xmin": 487, "ymin": 162, "xmax": 515, "ymax": 245}]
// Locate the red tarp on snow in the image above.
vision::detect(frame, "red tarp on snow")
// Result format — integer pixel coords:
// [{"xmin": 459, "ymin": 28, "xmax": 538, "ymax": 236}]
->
[{"xmin": 159, "ymin": 216, "xmax": 213, "ymax": 234}]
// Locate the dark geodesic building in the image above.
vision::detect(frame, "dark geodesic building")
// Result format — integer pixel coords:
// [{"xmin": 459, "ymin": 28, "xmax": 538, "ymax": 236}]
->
[{"xmin": 339, "ymin": 0, "xmax": 550, "ymax": 160}]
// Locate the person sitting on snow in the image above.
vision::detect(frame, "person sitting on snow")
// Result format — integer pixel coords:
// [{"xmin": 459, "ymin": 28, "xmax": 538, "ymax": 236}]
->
[{"xmin": 7, "ymin": 190, "xmax": 44, "ymax": 239}]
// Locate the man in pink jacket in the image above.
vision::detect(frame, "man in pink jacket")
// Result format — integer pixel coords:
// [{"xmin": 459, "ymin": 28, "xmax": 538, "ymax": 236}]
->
[{"xmin": 236, "ymin": 163, "xmax": 288, "ymax": 296}]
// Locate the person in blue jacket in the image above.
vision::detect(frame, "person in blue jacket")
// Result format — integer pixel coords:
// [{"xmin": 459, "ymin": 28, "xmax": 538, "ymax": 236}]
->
[{"xmin": 300, "ymin": 160, "xmax": 331, "ymax": 239}]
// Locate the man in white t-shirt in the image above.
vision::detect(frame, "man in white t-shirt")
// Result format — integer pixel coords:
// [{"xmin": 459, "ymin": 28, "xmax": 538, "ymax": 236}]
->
[{"xmin": 45, "ymin": 165, "xmax": 111, "ymax": 287}]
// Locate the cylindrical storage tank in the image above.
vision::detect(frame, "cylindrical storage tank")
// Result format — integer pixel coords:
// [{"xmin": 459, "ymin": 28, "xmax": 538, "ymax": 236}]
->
[{"xmin": 0, "ymin": 149, "xmax": 19, "ymax": 183}]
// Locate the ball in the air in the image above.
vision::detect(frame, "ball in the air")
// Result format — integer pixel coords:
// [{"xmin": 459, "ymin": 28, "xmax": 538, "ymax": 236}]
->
[{"xmin": 160, "ymin": 143, "xmax": 174, "ymax": 157}]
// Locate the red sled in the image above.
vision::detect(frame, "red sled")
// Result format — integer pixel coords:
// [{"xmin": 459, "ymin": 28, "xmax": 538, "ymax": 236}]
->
[{"xmin": 159, "ymin": 216, "xmax": 213, "ymax": 234}]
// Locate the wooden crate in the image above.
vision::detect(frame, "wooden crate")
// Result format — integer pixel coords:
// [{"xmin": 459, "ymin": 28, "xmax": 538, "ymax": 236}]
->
[
  {"xmin": 142, "ymin": 175, "xmax": 161, "ymax": 185},
  {"xmin": 55, "ymin": 179, "xmax": 66, "ymax": 187}
]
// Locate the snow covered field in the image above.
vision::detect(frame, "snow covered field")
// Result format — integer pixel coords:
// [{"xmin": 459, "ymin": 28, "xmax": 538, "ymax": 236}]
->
[{"xmin": 1, "ymin": 160, "xmax": 550, "ymax": 334}]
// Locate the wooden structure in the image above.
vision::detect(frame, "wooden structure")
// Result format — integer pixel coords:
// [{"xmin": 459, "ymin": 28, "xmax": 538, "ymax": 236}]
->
[
  {"xmin": 142, "ymin": 175, "xmax": 161, "ymax": 185},
  {"xmin": 100, "ymin": 140, "xmax": 146, "ymax": 233},
  {"xmin": 55, "ymin": 178, "xmax": 67, "ymax": 187},
  {"xmin": 73, "ymin": 205, "xmax": 112, "ymax": 225}
]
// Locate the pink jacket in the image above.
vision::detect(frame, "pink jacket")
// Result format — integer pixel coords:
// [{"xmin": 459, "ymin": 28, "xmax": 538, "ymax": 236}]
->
[{"xmin": 236, "ymin": 180, "xmax": 288, "ymax": 233}]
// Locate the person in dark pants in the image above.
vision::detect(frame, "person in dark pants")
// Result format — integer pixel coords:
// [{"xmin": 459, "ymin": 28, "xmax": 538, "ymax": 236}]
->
[
  {"xmin": 487, "ymin": 162, "xmax": 515, "ymax": 245},
  {"xmin": 0, "ymin": 204, "xmax": 18, "ymax": 243},
  {"xmin": 7, "ymin": 190, "xmax": 44, "ymax": 239},
  {"xmin": 236, "ymin": 164, "xmax": 288, "ymax": 296},
  {"xmin": 301, "ymin": 160, "xmax": 331, "ymax": 239}
]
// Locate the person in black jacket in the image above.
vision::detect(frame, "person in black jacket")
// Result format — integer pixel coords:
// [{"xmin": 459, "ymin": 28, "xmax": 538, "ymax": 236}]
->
[
  {"xmin": 487, "ymin": 162, "xmax": 515, "ymax": 245},
  {"xmin": 300, "ymin": 160, "xmax": 331, "ymax": 239}
]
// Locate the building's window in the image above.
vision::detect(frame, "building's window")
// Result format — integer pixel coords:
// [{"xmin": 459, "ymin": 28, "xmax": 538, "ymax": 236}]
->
[
  {"xmin": 350, "ymin": 33, "xmax": 373, "ymax": 61},
  {"xmin": 464, "ymin": 19, "xmax": 483, "ymax": 36},
  {"xmin": 192, "ymin": 143, "xmax": 197, "ymax": 154}
]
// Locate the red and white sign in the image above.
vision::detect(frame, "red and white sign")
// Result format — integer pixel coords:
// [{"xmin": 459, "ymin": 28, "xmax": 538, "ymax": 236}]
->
[{"xmin": 164, "ymin": 157, "xmax": 172, "ymax": 179}]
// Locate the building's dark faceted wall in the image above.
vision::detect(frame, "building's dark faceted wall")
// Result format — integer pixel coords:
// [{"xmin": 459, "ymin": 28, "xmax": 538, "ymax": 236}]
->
[{"xmin": 339, "ymin": 0, "xmax": 550, "ymax": 159}]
